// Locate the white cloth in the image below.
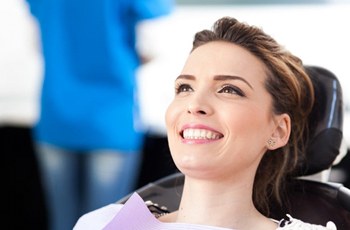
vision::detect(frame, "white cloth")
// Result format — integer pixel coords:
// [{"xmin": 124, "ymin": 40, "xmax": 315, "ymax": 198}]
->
[{"xmin": 276, "ymin": 214, "xmax": 336, "ymax": 230}]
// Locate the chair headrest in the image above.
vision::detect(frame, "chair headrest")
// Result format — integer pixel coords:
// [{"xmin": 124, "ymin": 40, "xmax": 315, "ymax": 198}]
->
[{"xmin": 293, "ymin": 65, "xmax": 343, "ymax": 176}]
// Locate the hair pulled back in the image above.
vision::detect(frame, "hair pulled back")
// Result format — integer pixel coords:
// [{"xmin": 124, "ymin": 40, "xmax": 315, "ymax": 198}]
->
[{"xmin": 191, "ymin": 16, "xmax": 314, "ymax": 215}]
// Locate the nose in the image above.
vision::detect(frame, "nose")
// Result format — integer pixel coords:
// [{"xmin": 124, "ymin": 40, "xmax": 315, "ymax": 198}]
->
[
  {"xmin": 187, "ymin": 105, "xmax": 207, "ymax": 115},
  {"xmin": 187, "ymin": 95, "xmax": 213, "ymax": 116}
]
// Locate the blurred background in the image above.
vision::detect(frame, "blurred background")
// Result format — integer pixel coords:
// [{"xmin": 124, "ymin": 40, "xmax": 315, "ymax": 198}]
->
[
  {"xmin": 137, "ymin": 0, "xmax": 350, "ymax": 187},
  {"xmin": 7, "ymin": 0, "xmax": 350, "ymax": 229},
  {"xmin": 139, "ymin": 0, "xmax": 350, "ymax": 141}
]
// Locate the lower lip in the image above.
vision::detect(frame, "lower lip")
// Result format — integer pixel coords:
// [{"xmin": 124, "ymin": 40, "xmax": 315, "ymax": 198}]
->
[{"xmin": 181, "ymin": 138, "xmax": 221, "ymax": 144}]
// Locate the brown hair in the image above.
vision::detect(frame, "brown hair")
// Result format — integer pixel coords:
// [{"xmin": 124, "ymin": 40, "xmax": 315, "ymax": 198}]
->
[{"xmin": 191, "ymin": 16, "xmax": 314, "ymax": 215}]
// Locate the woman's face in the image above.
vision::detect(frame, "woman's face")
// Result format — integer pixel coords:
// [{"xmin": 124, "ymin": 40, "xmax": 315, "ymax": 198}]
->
[{"xmin": 165, "ymin": 41, "xmax": 284, "ymax": 181}]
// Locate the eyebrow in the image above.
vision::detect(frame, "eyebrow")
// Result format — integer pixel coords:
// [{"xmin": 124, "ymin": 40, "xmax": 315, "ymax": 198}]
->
[{"xmin": 176, "ymin": 74, "xmax": 253, "ymax": 90}]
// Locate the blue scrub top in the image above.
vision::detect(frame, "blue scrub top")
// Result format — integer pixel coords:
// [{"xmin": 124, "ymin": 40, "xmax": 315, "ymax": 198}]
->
[{"xmin": 26, "ymin": 0, "xmax": 174, "ymax": 151}]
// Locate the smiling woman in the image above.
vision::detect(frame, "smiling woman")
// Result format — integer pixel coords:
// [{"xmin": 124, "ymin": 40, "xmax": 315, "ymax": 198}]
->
[
  {"xmin": 73, "ymin": 17, "xmax": 336, "ymax": 230},
  {"xmin": 166, "ymin": 41, "xmax": 283, "ymax": 184}
]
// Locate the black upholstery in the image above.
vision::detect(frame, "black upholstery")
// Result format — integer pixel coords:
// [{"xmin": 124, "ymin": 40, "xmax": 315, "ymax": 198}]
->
[
  {"xmin": 118, "ymin": 66, "xmax": 350, "ymax": 229},
  {"xmin": 118, "ymin": 172, "xmax": 184, "ymax": 212},
  {"xmin": 294, "ymin": 66, "xmax": 343, "ymax": 176},
  {"xmin": 118, "ymin": 172, "xmax": 350, "ymax": 229},
  {"xmin": 274, "ymin": 179, "xmax": 350, "ymax": 228}
]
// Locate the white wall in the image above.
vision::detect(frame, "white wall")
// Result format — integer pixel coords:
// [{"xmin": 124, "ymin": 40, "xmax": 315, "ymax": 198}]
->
[
  {"xmin": 0, "ymin": 0, "xmax": 43, "ymax": 126},
  {"xmin": 138, "ymin": 3, "xmax": 350, "ymax": 148}
]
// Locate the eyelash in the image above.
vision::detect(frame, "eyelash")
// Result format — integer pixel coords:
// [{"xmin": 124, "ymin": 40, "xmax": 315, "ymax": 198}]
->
[
  {"xmin": 218, "ymin": 84, "xmax": 245, "ymax": 97},
  {"xmin": 174, "ymin": 83, "xmax": 245, "ymax": 97},
  {"xmin": 175, "ymin": 82, "xmax": 192, "ymax": 94}
]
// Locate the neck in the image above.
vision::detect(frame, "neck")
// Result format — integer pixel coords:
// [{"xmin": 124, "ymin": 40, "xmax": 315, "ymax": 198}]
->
[{"xmin": 173, "ymin": 176, "xmax": 273, "ymax": 229}]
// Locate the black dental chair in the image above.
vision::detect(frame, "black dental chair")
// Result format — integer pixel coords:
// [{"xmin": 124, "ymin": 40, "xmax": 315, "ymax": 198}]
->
[{"xmin": 119, "ymin": 66, "xmax": 350, "ymax": 229}]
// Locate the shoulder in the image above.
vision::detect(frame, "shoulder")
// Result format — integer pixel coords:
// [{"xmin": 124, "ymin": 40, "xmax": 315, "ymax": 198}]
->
[
  {"xmin": 73, "ymin": 203, "xmax": 123, "ymax": 230},
  {"xmin": 276, "ymin": 215, "xmax": 337, "ymax": 230}
]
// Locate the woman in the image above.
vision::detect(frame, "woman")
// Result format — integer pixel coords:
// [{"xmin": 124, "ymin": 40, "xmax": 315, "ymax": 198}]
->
[{"xmin": 74, "ymin": 17, "xmax": 337, "ymax": 230}]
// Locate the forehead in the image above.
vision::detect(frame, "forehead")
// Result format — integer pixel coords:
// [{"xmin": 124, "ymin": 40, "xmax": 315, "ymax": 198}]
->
[{"xmin": 182, "ymin": 41, "xmax": 268, "ymax": 83}]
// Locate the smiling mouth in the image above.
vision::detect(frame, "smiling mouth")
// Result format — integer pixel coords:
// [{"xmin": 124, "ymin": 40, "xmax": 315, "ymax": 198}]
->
[{"xmin": 181, "ymin": 128, "xmax": 223, "ymax": 140}]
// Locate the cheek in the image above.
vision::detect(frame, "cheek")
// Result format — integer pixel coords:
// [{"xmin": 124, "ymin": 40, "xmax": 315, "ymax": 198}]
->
[
  {"xmin": 165, "ymin": 101, "xmax": 181, "ymax": 144},
  {"xmin": 224, "ymin": 107, "xmax": 271, "ymax": 148},
  {"xmin": 165, "ymin": 101, "xmax": 177, "ymax": 129},
  {"xmin": 225, "ymin": 108, "xmax": 259, "ymax": 132},
  {"xmin": 221, "ymin": 111, "xmax": 269, "ymax": 174}
]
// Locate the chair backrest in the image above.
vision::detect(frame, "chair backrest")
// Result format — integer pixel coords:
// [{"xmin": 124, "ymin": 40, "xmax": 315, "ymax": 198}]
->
[
  {"xmin": 118, "ymin": 65, "xmax": 350, "ymax": 229},
  {"xmin": 293, "ymin": 65, "xmax": 343, "ymax": 176},
  {"xmin": 271, "ymin": 178, "xmax": 350, "ymax": 228},
  {"xmin": 119, "ymin": 172, "xmax": 350, "ymax": 229}
]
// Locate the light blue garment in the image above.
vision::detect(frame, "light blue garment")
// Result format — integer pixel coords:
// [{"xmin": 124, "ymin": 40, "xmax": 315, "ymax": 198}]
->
[
  {"xmin": 26, "ymin": 0, "xmax": 174, "ymax": 151},
  {"xmin": 26, "ymin": 0, "xmax": 174, "ymax": 229},
  {"xmin": 36, "ymin": 143, "xmax": 142, "ymax": 230}
]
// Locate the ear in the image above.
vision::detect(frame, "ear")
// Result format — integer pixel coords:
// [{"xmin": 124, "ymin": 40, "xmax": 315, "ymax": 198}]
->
[{"xmin": 267, "ymin": 113, "xmax": 291, "ymax": 150}]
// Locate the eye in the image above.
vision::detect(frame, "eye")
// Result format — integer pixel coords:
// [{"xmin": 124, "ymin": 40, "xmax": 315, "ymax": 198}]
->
[
  {"xmin": 175, "ymin": 83, "xmax": 193, "ymax": 94},
  {"xmin": 218, "ymin": 84, "xmax": 245, "ymax": 96}
]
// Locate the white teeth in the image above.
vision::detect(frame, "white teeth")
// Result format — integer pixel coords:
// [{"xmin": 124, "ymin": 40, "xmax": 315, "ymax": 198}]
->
[{"xmin": 182, "ymin": 128, "xmax": 221, "ymax": 140}]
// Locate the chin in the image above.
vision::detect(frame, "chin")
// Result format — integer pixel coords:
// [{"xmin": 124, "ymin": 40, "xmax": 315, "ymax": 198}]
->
[{"xmin": 175, "ymin": 161, "xmax": 219, "ymax": 180}]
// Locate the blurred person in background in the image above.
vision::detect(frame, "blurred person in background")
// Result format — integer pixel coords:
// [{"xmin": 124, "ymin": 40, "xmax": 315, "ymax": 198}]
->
[
  {"xmin": 1, "ymin": 0, "xmax": 47, "ymax": 229},
  {"xmin": 25, "ymin": 0, "xmax": 174, "ymax": 229}
]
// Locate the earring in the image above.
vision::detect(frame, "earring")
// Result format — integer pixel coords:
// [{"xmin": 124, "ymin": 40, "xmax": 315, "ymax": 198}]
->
[{"xmin": 267, "ymin": 138, "xmax": 276, "ymax": 148}]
